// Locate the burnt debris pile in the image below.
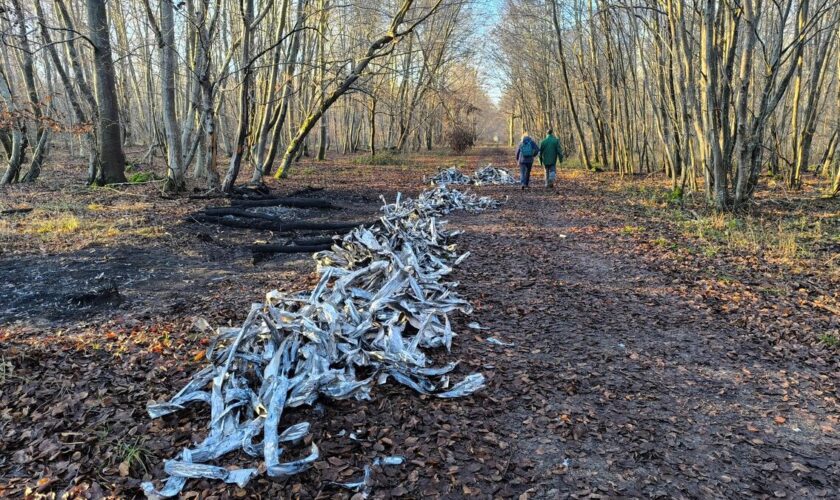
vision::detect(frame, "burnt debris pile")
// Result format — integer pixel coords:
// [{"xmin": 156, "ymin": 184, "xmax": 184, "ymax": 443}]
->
[{"xmin": 142, "ymin": 185, "xmax": 501, "ymax": 497}]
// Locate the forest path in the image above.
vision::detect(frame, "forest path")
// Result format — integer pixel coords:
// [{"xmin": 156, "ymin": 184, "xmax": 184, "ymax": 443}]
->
[
  {"xmin": 2, "ymin": 151, "xmax": 836, "ymax": 498},
  {"xmin": 444, "ymin": 163, "xmax": 839, "ymax": 497}
]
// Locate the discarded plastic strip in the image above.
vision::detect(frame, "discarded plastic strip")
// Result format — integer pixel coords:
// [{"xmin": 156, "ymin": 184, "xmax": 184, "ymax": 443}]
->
[
  {"xmin": 429, "ymin": 167, "xmax": 472, "ymax": 185},
  {"xmin": 331, "ymin": 465, "xmax": 372, "ymax": 493},
  {"xmin": 486, "ymin": 336, "xmax": 515, "ymax": 347},
  {"xmin": 142, "ymin": 185, "xmax": 501, "ymax": 497},
  {"xmin": 376, "ymin": 455, "xmax": 406, "ymax": 466},
  {"xmin": 429, "ymin": 164, "xmax": 519, "ymax": 186},
  {"xmin": 472, "ymin": 164, "xmax": 519, "ymax": 185},
  {"xmin": 435, "ymin": 373, "xmax": 487, "ymax": 398}
]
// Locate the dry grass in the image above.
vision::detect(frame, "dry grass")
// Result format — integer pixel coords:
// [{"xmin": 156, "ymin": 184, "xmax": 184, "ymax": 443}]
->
[
  {"xmin": 1, "ymin": 197, "xmax": 168, "ymax": 252},
  {"xmin": 32, "ymin": 214, "xmax": 82, "ymax": 234},
  {"xmin": 684, "ymin": 214, "xmax": 813, "ymax": 263},
  {"xmin": 604, "ymin": 173, "xmax": 838, "ymax": 279}
]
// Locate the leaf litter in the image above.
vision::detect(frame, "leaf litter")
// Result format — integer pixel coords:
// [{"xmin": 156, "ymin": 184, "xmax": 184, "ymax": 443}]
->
[{"xmin": 3, "ymin": 149, "xmax": 837, "ymax": 498}]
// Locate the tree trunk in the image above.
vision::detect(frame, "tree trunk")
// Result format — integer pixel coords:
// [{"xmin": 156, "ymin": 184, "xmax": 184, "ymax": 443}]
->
[
  {"xmin": 0, "ymin": 66, "xmax": 25, "ymax": 185},
  {"xmin": 192, "ymin": 0, "xmax": 220, "ymax": 189},
  {"xmin": 825, "ymin": 131, "xmax": 839, "ymax": 196},
  {"xmin": 791, "ymin": 24, "xmax": 835, "ymax": 188},
  {"xmin": 153, "ymin": 0, "xmax": 186, "ymax": 192},
  {"xmin": 222, "ymin": 0, "xmax": 254, "ymax": 193},
  {"xmin": 12, "ymin": 0, "xmax": 49, "ymax": 183},
  {"xmin": 317, "ymin": 0, "xmax": 329, "ymax": 161},
  {"xmin": 551, "ymin": 0, "xmax": 592, "ymax": 171},
  {"xmin": 259, "ymin": 0, "xmax": 306, "ymax": 179},
  {"xmin": 86, "ymin": 0, "xmax": 127, "ymax": 184},
  {"xmin": 369, "ymin": 96, "xmax": 377, "ymax": 157},
  {"xmin": 251, "ymin": 0, "xmax": 291, "ymax": 179},
  {"xmin": 701, "ymin": 0, "xmax": 727, "ymax": 210}
]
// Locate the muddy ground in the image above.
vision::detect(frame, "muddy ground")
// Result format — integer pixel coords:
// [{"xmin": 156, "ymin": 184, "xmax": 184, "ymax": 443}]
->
[{"xmin": 1, "ymin": 148, "xmax": 837, "ymax": 498}]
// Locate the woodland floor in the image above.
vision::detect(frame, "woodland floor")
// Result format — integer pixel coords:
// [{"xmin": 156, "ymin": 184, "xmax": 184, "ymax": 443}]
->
[{"xmin": 0, "ymin": 148, "xmax": 838, "ymax": 498}]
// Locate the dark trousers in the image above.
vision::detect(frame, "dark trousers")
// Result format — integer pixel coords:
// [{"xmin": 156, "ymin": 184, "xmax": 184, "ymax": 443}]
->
[{"xmin": 519, "ymin": 163, "xmax": 533, "ymax": 186}]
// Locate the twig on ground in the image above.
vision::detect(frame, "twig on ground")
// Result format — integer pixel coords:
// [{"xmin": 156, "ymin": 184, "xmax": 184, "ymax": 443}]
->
[
  {"xmin": 230, "ymin": 197, "xmax": 336, "ymax": 209},
  {"xmin": 0, "ymin": 207, "xmax": 33, "ymax": 216}
]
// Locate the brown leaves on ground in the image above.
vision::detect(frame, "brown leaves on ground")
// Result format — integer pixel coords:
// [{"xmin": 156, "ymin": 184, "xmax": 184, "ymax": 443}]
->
[{"xmin": 1, "ymin": 148, "xmax": 837, "ymax": 497}]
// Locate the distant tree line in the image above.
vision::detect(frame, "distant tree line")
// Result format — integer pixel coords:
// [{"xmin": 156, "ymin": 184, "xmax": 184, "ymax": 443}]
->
[{"xmin": 496, "ymin": 0, "xmax": 840, "ymax": 207}]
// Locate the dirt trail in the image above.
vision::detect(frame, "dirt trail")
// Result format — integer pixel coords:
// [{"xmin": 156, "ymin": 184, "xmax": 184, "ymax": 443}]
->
[{"xmin": 444, "ymin": 162, "xmax": 839, "ymax": 497}]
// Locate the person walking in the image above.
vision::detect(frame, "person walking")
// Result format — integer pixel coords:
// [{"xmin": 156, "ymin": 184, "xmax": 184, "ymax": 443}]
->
[
  {"xmin": 516, "ymin": 131, "xmax": 540, "ymax": 190},
  {"xmin": 539, "ymin": 129, "xmax": 563, "ymax": 188}
]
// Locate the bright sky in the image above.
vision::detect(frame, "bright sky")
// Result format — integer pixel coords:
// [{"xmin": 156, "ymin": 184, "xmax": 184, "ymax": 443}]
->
[{"xmin": 474, "ymin": 0, "xmax": 506, "ymax": 105}]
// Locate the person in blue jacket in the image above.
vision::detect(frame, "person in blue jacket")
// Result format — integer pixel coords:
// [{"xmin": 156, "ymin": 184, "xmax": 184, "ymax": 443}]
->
[{"xmin": 516, "ymin": 131, "xmax": 540, "ymax": 190}]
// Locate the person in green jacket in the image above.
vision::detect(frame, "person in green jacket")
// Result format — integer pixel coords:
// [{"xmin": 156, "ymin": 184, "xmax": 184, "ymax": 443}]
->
[{"xmin": 538, "ymin": 129, "xmax": 564, "ymax": 188}]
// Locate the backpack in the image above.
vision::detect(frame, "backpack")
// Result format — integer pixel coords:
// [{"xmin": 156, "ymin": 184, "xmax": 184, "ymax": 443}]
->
[{"xmin": 520, "ymin": 139, "xmax": 535, "ymax": 158}]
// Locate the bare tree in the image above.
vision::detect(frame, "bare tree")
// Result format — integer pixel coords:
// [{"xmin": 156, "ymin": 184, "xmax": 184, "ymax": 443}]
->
[
  {"xmin": 275, "ymin": 0, "xmax": 446, "ymax": 178},
  {"xmin": 86, "ymin": 0, "xmax": 127, "ymax": 184}
]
